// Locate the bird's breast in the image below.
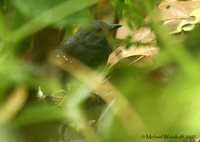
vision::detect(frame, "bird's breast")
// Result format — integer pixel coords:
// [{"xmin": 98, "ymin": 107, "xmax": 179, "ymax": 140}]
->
[{"xmin": 58, "ymin": 30, "xmax": 112, "ymax": 67}]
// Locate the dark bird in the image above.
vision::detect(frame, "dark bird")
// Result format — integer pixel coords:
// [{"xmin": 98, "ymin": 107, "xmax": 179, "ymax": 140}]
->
[{"xmin": 58, "ymin": 21, "xmax": 121, "ymax": 67}]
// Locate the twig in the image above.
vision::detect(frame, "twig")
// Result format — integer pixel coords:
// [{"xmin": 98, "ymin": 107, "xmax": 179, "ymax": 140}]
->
[{"xmin": 112, "ymin": 0, "xmax": 125, "ymax": 37}]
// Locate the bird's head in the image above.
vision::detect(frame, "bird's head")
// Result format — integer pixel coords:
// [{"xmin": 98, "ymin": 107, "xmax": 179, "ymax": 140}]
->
[{"xmin": 90, "ymin": 20, "xmax": 122, "ymax": 33}]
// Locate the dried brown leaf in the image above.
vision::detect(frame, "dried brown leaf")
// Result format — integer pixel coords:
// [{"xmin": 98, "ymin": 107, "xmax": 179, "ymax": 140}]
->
[
  {"xmin": 158, "ymin": 0, "xmax": 200, "ymax": 32},
  {"xmin": 132, "ymin": 27, "xmax": 156, "ymax": 43},
  {"xmin": 107, "ymin": 45, "xmax": 159, "ymax": 67}
]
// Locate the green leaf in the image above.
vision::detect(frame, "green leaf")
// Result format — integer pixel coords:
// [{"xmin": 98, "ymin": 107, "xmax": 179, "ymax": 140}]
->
[
  {"xmin": 10, "ymin": 0, "xmax": 100, "ymax": 43},
  {"xmin": 11, "ymin": 0, "xmax": 66, "ymax": 17},
  {"xmin": 0, "ymin": 11, "xmax": 4, "ymax": 40},
  {"xmin": 13, "ymin": 104, "xmax": 66, "ymax": 127},
  {"xmin": 11, "ymin": 0, "xmax": 92, "ymax": 27}
]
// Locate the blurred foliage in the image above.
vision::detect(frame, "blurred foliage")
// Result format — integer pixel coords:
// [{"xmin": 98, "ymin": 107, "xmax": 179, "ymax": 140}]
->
[
  {"xmin": 10, "ymin": 0, "xmax": 92, "ymax": 28},
  {"xmin": 0, "ymin": 0, "xmax": 200, "ymax": 142}
]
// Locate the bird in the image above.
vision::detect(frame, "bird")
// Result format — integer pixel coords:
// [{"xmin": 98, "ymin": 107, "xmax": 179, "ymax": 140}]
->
[{"xmin": 57, "ymin": 20, "xmax": 121, "ymax": 68}]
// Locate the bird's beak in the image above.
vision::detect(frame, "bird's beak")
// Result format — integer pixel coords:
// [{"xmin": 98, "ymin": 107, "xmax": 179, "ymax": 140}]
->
[{"xmin": 108, "ymin": 24, "xmax": 122, "ymax": 30}]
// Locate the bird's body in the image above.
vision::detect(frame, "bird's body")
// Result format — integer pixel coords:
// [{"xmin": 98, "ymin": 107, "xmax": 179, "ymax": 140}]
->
[{"xmin": 58, "ymin": 21, "xmax": 121, "ymax": 67}]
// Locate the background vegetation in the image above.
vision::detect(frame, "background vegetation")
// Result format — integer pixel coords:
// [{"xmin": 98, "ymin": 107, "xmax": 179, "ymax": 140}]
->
[{"xmin": 0, "ymin": 0, "xmax": 200, "ymax": 142}]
